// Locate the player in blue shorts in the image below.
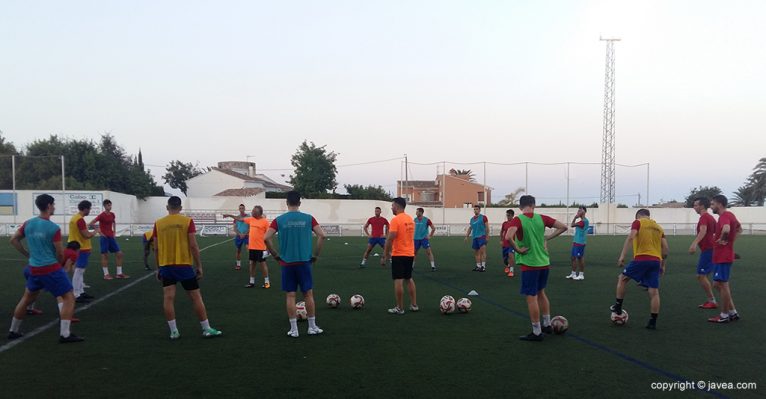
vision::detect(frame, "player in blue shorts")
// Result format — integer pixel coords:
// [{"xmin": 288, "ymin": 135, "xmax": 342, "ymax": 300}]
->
[
  {"xmin": 232, "ymin": 204, "xmax": 249, "ymax": 270},
  {"xmin": 688, "ymin": 197, "xmax": 718, "ymax": 309},
  {"xmin": 413, "ymin": 207, "xmax": 437, "ymax": 271},
  {"xmin": 265, "ymin": 191, "xmax": 327, "ymax": 338},
  {"xmin": 566, "ymin": 207, "xmax": 589, "ymax": 281},
  {"xmin": 7, "ymin": 194, "xmax": 83, "ymax": 343},
  {"xmin": 613, "ymin": 209, "xmax": 669, "ymax": 330},
  {"xmin": 500, "ymin": 209, "xmax": 516, "ymax": 277},
  {"xmin": 360, "ymin": 207, "xmax": 389, "ymax": 268},
  {"xmin": 465, "ymin": 205, "xmax": 489, "ymax": 271}
]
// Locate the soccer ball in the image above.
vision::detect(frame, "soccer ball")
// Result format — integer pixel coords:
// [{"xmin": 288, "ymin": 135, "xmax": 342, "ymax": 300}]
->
[
  {"xmin": 456, "ymin": 298, "xmax": 472, "ymax": 313},
  {"xmin": 440, "ymin": 295, "xmax": 456, "ymax": 314},
  {"xmin": 326, "ymin": 294, "xmax": 341, "ymax": 308},
  {"xmin": 611, "ymin": 309, "xmax": 629, "ymax": 325},
  {"xmin": 350, "ymin": 294, "xmax": 365, "ymax": 309},
  {"xmin": 551, "ymin": 315, "xmax": 569, "ymax": 334},
  {"xmin": 296, "ymin": 301, "xmax": 307, "ymax": 321}
]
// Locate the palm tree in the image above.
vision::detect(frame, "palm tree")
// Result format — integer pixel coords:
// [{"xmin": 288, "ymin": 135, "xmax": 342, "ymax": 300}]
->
[
  {"xmin": 449, "ymin": 168, "xmax": 476, "ymax": 182},
  {"xmin": 731, "ymin": 185, "xmax": 755, "ymax": 207},
  {"xmin": 496, "ymin": 187, "xmax": 526, "ymax": 206}
]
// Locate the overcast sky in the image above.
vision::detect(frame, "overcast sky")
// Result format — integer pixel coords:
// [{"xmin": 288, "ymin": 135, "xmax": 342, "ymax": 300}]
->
[{"xmin": 1, "ymin": 1, "xmax": 764, "ymax": 204}]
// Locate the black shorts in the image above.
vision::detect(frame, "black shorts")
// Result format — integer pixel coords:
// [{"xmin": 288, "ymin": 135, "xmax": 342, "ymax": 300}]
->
[
  {"xmin": 161, "ymin": 276, "xmax": 199, "ymax": 291},
  {"xmin": 391, "ymin": 256, "xmax": 414, "ymax": 280},
  {"xmin": 249, "ymin": 250, "xmax": 265, "ymax": 262}
]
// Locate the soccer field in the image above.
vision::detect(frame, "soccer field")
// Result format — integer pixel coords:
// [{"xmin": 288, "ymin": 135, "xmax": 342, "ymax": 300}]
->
[{"xmin": 0, "ymin": 235, "xmax": 762, "ymax": 399}]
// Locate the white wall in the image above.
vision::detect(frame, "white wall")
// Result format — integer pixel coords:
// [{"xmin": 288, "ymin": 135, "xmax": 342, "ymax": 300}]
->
[{"xmin": 185, "ymin": 170, "xmax": 244, "ymax": 197}]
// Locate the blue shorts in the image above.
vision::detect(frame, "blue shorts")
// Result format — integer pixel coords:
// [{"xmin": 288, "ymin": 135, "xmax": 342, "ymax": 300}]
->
[
  {"xmin": 697, "ymin": 250, "xmax": 714, "ymax": 275},
  {"xmin": 571, "ymin": 244, "xmax": 586, "ymax": 259},
  {"xmin": 713, "ymin": 263, "xmax": 732, "ymax": 282},
  {"xmin": 414, "ymin": 239, "xmax": 431, "ymax": 251},
  {"xmin": 26, "ymin": 268, "xmax": 73, "ymax": 297},
  {"xmin": 368, "ymin": 238, "xmax": 386, "ymax": 248},
  {"xmin": 159, "ymin": 266, "xmax": 197, "ymax": 282},
  {"xmin": 234, "ymin": 235, "xmax": 249, "ymax": 250},
  {"xmin": 472, "ymin": 237, "xmax": 487, "ymax": 250},
  {"xmin": 502, "ymin": 247, "xmax": 515, "ymax": 264},
  {"xmin": 100, "ymin": 236, "xmax": 121, "ymax": 254},
  {"xmin": 75, "ymin": 251, "xmax": 91, "ymax": 269},
  {"xmin": 623, "ymin": 260, "xmax": 661, "ymax": 289},
  {"xmin": 281, "ymin": 262, "xmax": 313, "ymax": 293},
  {"xmin": 520, "ymin": 267, "xmax": 549, "ymax": 296}
]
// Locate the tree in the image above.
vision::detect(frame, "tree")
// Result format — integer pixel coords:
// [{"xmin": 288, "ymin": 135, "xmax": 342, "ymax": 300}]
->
[
  {"xmin": 495, "ymin": 187, "xmax": 525, "ymax": 206},
  {"xmin": 449, "ymin": 168, "xmax": 476, "ymax": 182},
  {"xmin": 289, "ymin": 141, "xmax": 338, "ymax": 198},
  {"xmin": 344, "ymin": 184, "xmax": 392, "ymax": 201},
  {"xmin": 0, "ymin": 131, "xmax": 19, "ymax": 189},
  {"xmin": 731, "ymin": 184, "xmax": 756, "ymax": 207},
  {"xmin": 684, "ymin": 186, "xmax": 723, "ymax": 208},
  {"xmin": 163, "ymin": 160, "xmax": 203, "ymax": 195}
]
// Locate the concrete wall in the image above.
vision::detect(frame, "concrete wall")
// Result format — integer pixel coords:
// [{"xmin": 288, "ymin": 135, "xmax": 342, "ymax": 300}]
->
[
  {"xmin": 4, "ymin": 190, "xmax": 766, "ymax": 236},
  {"xmin": 185, "ymin": 170, "xmax": 244, "ymax": 197}
]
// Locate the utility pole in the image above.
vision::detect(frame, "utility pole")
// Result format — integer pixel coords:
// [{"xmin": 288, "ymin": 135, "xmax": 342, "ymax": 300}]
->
[{"xmin": 599, "ymin": 37, "xmax": 620, "ymax": 205}]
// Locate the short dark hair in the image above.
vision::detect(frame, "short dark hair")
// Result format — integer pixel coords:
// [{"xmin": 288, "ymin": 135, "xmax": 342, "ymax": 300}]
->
[
  {"xmin": 711, "ymin": 195, "xmax": 728, "ymax": 208},
  {"xmin": 519, "ymin": 195, "xmax": 536, "ymax": 208},
  {"xmin": 286, "ymin": 191, "xmax": 301, "ymax": 206},
  {"xmin": 393, "ymin": 197, "xmax": 407, "ymax": 209},
  {"xmin": 579, "ymin": 206, "xmax": 587, "ymax": 213},
  {"xmin": 66, "ymin": 241, "xmax": 81, "ymax": 250},
  {"xmin": 78, "ymin": 200, "xmax": 92, "ymax": 211},
  {"xmin": 35, "ymin": 194, "xmax": 55, "ymax": 212},
  {"xmin": 473, "ymin": 205, "xmax": 481, "ymax": 209},
  {"xmin": 103, "ymin": 199, "xmax": 112, "ymax": 206},
  {"xmin": 167, "ymin": 196, "xmax": 182, "ymax": 210},
  {"xmin": 416, "ymin": 207, "xmax": 424, "ymax": 213},
  {"xmin": 253, "ymin": 205, "xmax": 263, "ymax": 214},
  {"xmin": 506, "ymin": 209, "xmax": 515, "ymax": 216},
  {"xmin": 694, "ymin": 197, "xmax": 710, "ymax": 208},
  {"xmin": 375, "ymin": 207, "xmax": 381, "ymax": 210},
  {"xmin": 636, "ymin": 208, "xmax": 651, "ymax": 218},
  {"xmin": 239, "ymin": 203, "xmax": 245, "ymax": 208}
]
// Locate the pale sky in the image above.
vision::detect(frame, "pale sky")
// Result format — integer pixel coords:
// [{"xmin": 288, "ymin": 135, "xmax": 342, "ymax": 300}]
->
[{"xmin": 1, "ymin": 1, "xmax": 764, "ymax": 204}]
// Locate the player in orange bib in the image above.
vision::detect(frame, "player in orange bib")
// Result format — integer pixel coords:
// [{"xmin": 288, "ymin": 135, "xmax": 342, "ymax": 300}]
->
[
  {"xmin": 383, "ymin": 197, "xmax": 418, "ymax": 315},
  {"xmin": 224, "ymin": 206, "xmax": 271, "ymax": 288}
]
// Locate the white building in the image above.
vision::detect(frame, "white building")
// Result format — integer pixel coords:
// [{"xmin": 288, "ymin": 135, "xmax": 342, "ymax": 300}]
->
[{"xmin": 185, "ymin": 161, "xmax": 292, "ymax": 198}]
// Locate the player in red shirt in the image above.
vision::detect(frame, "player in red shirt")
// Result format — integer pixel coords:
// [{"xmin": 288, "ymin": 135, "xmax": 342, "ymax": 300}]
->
[
  {"xmin": 688, "ymin": 197, "xmax": 718, "ymax": 309},
  {"xmin": 708, "ymin": 195, "xmax": 742, "ymax": 323},
  {"xmin": 499, "ymin": 209, "xmax": 516, "ymax": 278},
  {"xmin": 360, "ymin": 207, "xmax": 389, "ymax": 268},
  {"xmin": 88, "ymin": 199, "xmax": 128, "ymax": 280}
]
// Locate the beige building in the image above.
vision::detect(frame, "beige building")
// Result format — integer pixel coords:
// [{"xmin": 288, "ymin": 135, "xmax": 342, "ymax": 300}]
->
[
  {"xmin": 397, "ymin": 174, "xmax": 492, "ymax": 208},
  {"xmin": 186, "ymin": 161, "xmax": 292, "ymax": 198}
]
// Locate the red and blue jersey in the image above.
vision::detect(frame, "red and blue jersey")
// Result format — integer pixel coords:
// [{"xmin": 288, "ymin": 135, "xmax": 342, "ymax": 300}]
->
[
  {"xmin": 713, "ymin": 211, "xmax": 740, "ymax": 264},
  {"xmin": 18, "ymin": 216, "xmax": 62, "ymax": 274},
  {"xmin": 93, "ymin": 211, "xmax": 116, "ymax": 237},
  {"xmin": 270, "ymin": 211, "xmax": 319, "ymax": 265},
  {"xmin": 697, "ymin": 212, "xmax": 717, "ymax": 251},
  {"xmin": 366, "ymin": 216, "xmax": 389, "ymax": 238}
]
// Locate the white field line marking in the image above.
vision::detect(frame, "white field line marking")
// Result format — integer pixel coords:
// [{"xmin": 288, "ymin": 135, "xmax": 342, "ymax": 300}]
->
[{"xmin": 0, "ymin": 238, "xmax": 233, "ymax": 354}]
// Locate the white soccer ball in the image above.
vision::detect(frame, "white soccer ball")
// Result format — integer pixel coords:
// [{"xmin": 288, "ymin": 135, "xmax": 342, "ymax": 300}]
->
[
  {"xmin": 456, "ymin": 297, "xmax": 472, "ymax": 313},
  {"xmin": 611, "ymin": 309, "xmax": 629, "ymax": 326},
  {"xmin": 296, "ymin": 301, "xmax": 307, "ymax": 321},
  {"xmin": 350, "ymin": 294, "xmax": 365, "ymax": 309},
  {"xmin": 326, "ymin": 294, "xmax": 341, "ymax": 308},
  {"xmin": 440, "ymin": 295, "xmax": 456, "ymax": 314},
  {"xmin": 551, "ymin": 315, "xmax": 569, "ymax": 334}
]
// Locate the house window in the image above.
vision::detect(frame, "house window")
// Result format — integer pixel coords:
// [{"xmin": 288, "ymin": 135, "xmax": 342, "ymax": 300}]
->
[
  {"xmin": 477, "ymin": 192, "xmax": 485, "ymax": 202},
  {"xmin": 421, "ymin": 191, "xmax": 435, "ymax": 202}
]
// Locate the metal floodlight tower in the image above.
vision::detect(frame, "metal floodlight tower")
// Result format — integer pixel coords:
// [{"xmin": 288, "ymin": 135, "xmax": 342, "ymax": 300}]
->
[{"xmin": 599, "ymin": 36, "xmax": 620, "ymax": 204}]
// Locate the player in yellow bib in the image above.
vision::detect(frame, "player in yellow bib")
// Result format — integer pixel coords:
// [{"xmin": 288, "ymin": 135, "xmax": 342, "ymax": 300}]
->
[
  {"xmin": 154, "ymin": 196, "xmax": 222, "ymax": 340},
  {"xmin": 68, "ymin": 200, "xmax": 95, "ymax": 302}
]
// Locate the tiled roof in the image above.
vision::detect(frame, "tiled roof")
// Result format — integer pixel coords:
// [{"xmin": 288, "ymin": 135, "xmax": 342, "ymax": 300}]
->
[{"xmin": 214, "ymin": 188, "xmax": 265, "ymax": 197}]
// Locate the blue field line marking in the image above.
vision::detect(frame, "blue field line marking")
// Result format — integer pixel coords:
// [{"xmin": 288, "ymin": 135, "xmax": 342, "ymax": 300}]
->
[{"xmin": 415, "ymin": 271, "xmax": 729, "ymax": 399}]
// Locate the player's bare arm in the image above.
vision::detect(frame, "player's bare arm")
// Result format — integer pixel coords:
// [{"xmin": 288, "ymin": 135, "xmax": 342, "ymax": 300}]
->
[
  {"xmin": 506, "ymin": 226, "xmax": 527, "ymax": 254},
  {"xmin": 264, "ymin": 228, "xmax": 279, "ymax": 259},
  {"xmin": 464, "ymin": 226, "xmax": 472, "ymax": 242},
  {"xmin": 618, "ymin": 229, "xmax": 638, "ymax": 267},
  {"xmin": 545, "ymin": 221, "xmax": 568, "ymax": 242},
  {"xmin": 312, "ymin": 225, "xmax": 326, "ymax": 263},
  {"xmin": 689, "ymin": 225, "xmax": 706, "ymax": 254},
  {"xmin": 717, "ymin": 224, "xmax": 731, "ymax": 245},
  {"xmin": 9, "ymin": 229, "xmax": 29, "ymax": 258},
  {"xmin": 189, "ymin": 232, "xmax": 203, "ymax": 279},
  {"xmin": 382, "ymin": 230, "xmax": 397, "ymax": 265},
  {"xmin": 363, "ymin": 221, "xmax": 371, "ymax": 237}
]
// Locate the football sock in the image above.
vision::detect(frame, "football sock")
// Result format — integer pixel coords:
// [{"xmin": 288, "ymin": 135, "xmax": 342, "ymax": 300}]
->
[
  {"xmin": 719, "ymin": 312, "xmax": 729, "ymax": 319},
  {"xmin": 308, "ymin": 316, "xmax": 317, "ymax": 329},
  {"xmin": 26, "ymin": 303, "xmax": 35, "ymax": 311},
  {"xmin": 578, "ymin": 272, "xmax": 584, "ymax": 277},
  {"xmin": 72, "ymin": 268, "xmax": 85, "ymax": 296},
  {"xmin": 102, "ymin": 267, "xmax": 109, "ymax": 276},
  {"xmin": 264, "ymin": 277, "xmax": 270, "ymax": 284},
  {"xmin": 532, "ymin": 322, "xmax": 542, "ymax": 336},
  {"xmin": 60, "ymin": 320, "xmax": 71, "ymax": 338},
  {"xmin": 361, "ymin": 258, "xmax": 367, "ymax": 265},
  {"xmin": 509, "ymin": 267, "xmax": 514, "ymax": 272},
  {"xmin": 167, "ymin": 319, "xmax": 178, "ymax": 332},
  {"xmin": 709, "ymin": 297, "xmax": 717, "ymax": 303},
  {"xmin": 289, "ymin": 318, "xmax": 298, "ymax": 332},
  {"xmin": 481, "ymin": 262, "xmax": 486, "ymax": 268},
  {"xmin": 10, "ymin": 317, "xmax": 23, "ymax": 333},
  {"xmin": 430, "ymin": 261, "xmax": 435, "ymax": 268},
  {"xmin": 476, "ymin": 263, "xmax": 481, "ymax": 269},
  {"xmin": 116, "ymin": 266, "xmax": 123, "ymax": 275},
  {"xmin": 236, "ymin": 260, "xmax": 241, "ymax": 267},
  {"xmin": 613, "ymin": 298, "xmax": 624, "ymax": 314},
  {"xmin": 249, "ymin": 277, "xmax": 255, "ymax": 284},
  {"xmin": 542, "ymin": 314, "xmax": 551, "ymax": 327},
  {"xmin": 57, "ymin": 302, "xmax": 63, "ymax": 313},
  {"xmin": 200, "ymin": 319, "xmax": 211, "ymax": 331},
  {"xmin": 728, "ymin": 309, "xmax": 738, "ymax": 316}
]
